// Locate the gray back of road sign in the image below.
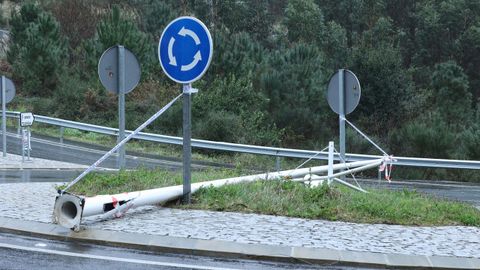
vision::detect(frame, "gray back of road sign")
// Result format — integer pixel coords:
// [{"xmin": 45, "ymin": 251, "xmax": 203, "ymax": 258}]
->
[
  {"xmin": 0, "ymin": 77, "xmax": 15, "ymax": 103},
  {"xmin": 98, "ymin": 46, "xmax": 141, "ymax": 94},
  {"xmin": 327, "ymin": 69, "xmax": 361, "ymax": 115}
]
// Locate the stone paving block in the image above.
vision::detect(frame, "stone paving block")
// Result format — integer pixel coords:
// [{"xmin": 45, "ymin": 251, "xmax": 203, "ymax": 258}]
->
[
  {"xmin": 339, "ymin": 250, "xmax": 388, "ymax": 266},
  {"xmin": 291, "ymin": 246, "xmax": 342, "ymax": 262},
  {"xmin": 385, "ymin": 253, "xmax": 431, "ymax": 268},
  {"xmin": 429, "ymin": 255, "xmax": 480, "ymax": 269}
]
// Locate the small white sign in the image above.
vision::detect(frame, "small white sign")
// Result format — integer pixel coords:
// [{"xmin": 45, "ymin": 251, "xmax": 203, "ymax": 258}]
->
[{"xmin": 20, "ymin": 112, "xmax": 34, "ymax": 127}]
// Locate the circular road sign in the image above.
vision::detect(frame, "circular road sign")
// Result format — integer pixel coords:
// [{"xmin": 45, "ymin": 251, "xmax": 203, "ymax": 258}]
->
[
  {"xmin": 98, "ymin": 46, "xmax": 141, "ymax": 94},
  {"xmin": 158, "ymin": 16, "xmax": 213, "ymax": 84},
  {"xmin": 327, "ymin": 69, "xmax": 361, "ymax": 115},
  {"xmin": 0, "ymin": 77, "xmax": 15, "ymax": 104}
]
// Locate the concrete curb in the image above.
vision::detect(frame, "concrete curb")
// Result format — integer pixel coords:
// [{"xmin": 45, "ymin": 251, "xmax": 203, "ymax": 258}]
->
[{"xmin": 0, "ymin": 217, "xmax": 479, "ymax": 269}]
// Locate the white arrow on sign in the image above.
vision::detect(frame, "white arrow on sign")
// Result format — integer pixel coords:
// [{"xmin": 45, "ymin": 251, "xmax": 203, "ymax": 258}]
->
[
  {"xmin": 178, "ymin": 27, "xmax": 200, "ymax": 45},
  {"xmin": 168, "ymin": 37, "xmax": 177, "ymax": 66},
  {"xmin": 181, "ymin": 51, "xmax": 202, "ymax": 71}
]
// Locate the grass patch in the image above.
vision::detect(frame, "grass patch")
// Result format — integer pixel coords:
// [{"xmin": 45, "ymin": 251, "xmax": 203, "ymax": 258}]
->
[
  {"xmin": 67, "ymin": 168, "xmax": 480, "ymax": 226},
  {"xmin": 66, "ymin": 168, "xmax": 242, "ymax": 196},
  {"xmin": 177, "ymin": 181, "xmax": 480, "ymax": 227}
]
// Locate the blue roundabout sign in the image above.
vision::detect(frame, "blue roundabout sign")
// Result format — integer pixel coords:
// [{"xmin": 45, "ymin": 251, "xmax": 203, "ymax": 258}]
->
[{"xmin": 158, "ymin": 16, "xmax": 213, "ymax": 84}]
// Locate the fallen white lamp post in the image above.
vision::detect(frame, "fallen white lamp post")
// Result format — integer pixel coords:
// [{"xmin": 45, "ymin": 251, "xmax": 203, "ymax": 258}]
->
[
  {"xmin": 53, "ymin": 158, "xmax": 382, "ymax": 231},
  {"xmin": 299, "ymin": 159, "xmax": 383, "ymax": 192}
]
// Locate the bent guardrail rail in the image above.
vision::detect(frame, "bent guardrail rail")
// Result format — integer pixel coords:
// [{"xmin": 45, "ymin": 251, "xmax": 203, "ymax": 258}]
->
[{"xmin": 4, "ymin": 111, "xmax": 480, "ymax": 170}]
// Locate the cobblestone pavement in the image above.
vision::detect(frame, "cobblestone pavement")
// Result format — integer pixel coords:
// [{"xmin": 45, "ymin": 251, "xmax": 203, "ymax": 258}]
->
[{"xmin": 1, "ymin": 182, "xmax": 480, "ymax": 259}]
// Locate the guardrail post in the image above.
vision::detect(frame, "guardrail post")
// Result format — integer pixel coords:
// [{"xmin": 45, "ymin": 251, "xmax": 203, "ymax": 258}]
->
[
  {"xmin": 60, "ymin": 126, "xmax": 64, "ymax": 144},
  {"xmin": 275, "ymin": 155, "xmax": 281, "ymax": 172}
]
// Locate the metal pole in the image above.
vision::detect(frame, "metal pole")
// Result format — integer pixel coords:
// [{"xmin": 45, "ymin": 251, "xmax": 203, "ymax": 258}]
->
[
  {"xmin": 21, "ymin": 128, "xmax": 25, "ymax": 162},
  {"xmin": 60, "ymin": 126, "xmax": 64, "ymax": 144},
  {"xmin": 275, "ymin": 156, "xmax": 281, "ymax": 172},
  {"xmin": 2, "ymin": 76, "xmax": 6, "ymax": 157},
  {"xmin": 338, "ymin": 69, "xmax": 346, "ymax": 178},
  {"xmin": 182, "ymin": 84, "xmax": 192, "ymax": 204},
  {"xmin": 117, "ymin": 45, "xmax": 126, "ymax": 169},
  {"xmin": 27, "ymin": 127, "xmax": 31, "ymax": 161}
]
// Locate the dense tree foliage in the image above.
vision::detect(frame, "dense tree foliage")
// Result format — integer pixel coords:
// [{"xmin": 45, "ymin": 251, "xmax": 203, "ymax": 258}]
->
[
  {"xmin": 2, "ymin": 0, "xmax": 480, "ymax": 170},
  {"xmin": 8, "ymin": 3, "xmax": 67, "ymax": 96}
]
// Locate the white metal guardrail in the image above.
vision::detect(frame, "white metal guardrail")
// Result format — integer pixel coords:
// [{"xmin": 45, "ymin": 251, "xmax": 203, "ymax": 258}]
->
[{"xmin": 4, "ymin": 111, "xmax": 480, "ymax": 170}]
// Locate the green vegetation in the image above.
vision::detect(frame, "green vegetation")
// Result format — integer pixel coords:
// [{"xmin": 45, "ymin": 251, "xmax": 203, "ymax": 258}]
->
[
  {"xmin": 1, "ymin": 0, "xmax": 479, "ymax": 181},
  {"xmin": 183, "ymin": 181, "xmax": 480, "ymax": 226},
  {"xmin": 66, "ymin": 168, "xmax": 242, "ymax": 196},
  {"xmin": 66, "ymin": 169, "xmax": 480, "ymax": 226}
]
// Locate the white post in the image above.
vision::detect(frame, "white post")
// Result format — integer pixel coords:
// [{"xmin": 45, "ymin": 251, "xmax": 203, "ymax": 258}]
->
[
  {"xmin": 21, "ymin": 128, "xmax": 25, "ymax": 163},
  {"xmin": 27, "ymin": 127, "xmax": 31, "ymax": 161},
  {"xmin": 328, "ymin": 141, "xmax": 334, "ymax": 185}
]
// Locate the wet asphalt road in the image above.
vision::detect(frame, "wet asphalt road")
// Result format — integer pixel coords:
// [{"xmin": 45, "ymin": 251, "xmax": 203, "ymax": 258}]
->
[
  {"xmin": 0, "ymin": 232, "xmax": 384, "ymax": 270},
  {"xmin": 357, "ymin": 178, "xmax": 480, "ymax": 208},
  {"xmin": 0, "ymin": 169, "xmax": 79, "ymax": 183},
  {"xmin": 1, "ymin": 130, "xmax": 229, "ymax": 170}
]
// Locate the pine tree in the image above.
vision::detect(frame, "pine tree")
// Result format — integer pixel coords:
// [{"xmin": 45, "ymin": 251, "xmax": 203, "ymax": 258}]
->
[{"xmin": 9, "ymin": 3, "xmax": 68, "ymax": 96}]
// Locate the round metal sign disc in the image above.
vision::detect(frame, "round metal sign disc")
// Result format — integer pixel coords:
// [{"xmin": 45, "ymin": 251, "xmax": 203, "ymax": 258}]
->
[
  {"xmin": 98, "ymin": 46, "xmax": 141, "ymax": 94},
  {"xmin": 0, "ymin": 77, "xmax": 16, "ymax": 104},
  {"xmin": 327, "ymin": 69, "xmax": 361, "ymax": 115},
  {"xmin": 158, "ymin": 16, "xmax": 213, "ymax": 84}
]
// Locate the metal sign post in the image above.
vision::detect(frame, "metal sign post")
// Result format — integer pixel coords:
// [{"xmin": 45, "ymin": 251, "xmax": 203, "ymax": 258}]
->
[
  {"xmin": 117, "ymin": 46, "xmax": 126, "ymax": 169},
  {"xmin": 1, "ymin": 76, "xmax": 5, "ymax": 157},
  {"xmin": 182, "ymin": 84, "xmax": 192, "ymax": 203},
  {"xmin": 21, "ymin": 127, "xmax": 32, "ymax": 162},
  {"xmin": 1, "ymin": 76, "xmax": 16, "ymax": 158},
  {"xmin": 338, "ymin": 69, "xmax": 346, "ymax": 167},
  {"xmin": 98, "ymin": 45, "xmax": 141, "ymax": 170},
  {"xmin": 21, "ymin": 127, "xmax": 25, "ymax": 162},
  {"xmin": 327, "ymin": 69, "xmax": 361, "ymax": 175},
  {"xmin": 158, "ymin": 16, "xmax": 213, "ymax": 203},
  {"xmin": 19, "ymin": 112, "xmax": 35, "ymax": 162}
]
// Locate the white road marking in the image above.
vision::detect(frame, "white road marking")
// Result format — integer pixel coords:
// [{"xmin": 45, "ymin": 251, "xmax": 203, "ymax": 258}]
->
[{"xmin": 0, "ymin": 242, "xmax": 240, "ymax": 270}]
